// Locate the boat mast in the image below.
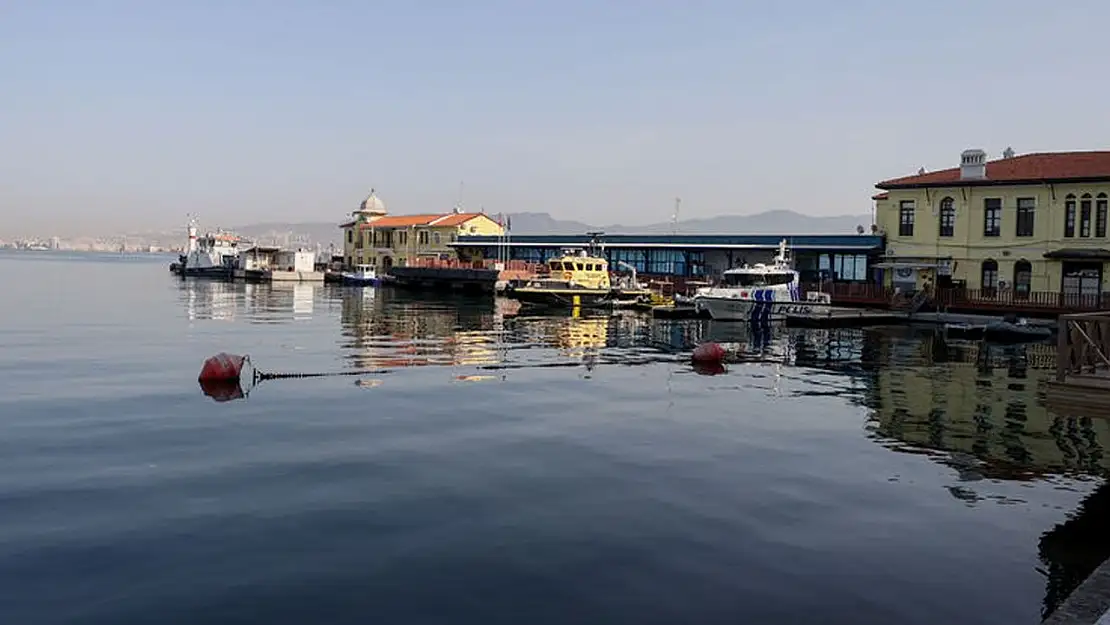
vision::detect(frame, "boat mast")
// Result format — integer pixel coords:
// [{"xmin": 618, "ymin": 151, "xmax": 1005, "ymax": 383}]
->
[
  {"xmin": 586, "ymin": 231, "xmax": 605, "ymax": 259},
  {"xmin": 775, "ymin": 238, "xmax": 789, "ymax": 266},
  {"xmin": 186, "ymin": 214, "xmax": 198, "ymax": 254}
]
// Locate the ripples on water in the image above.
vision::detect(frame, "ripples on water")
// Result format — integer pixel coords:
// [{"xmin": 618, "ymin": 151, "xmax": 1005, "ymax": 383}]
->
[{"xmin": 0, "ymin": 251, "xmax": 1108, "ymax": 625}]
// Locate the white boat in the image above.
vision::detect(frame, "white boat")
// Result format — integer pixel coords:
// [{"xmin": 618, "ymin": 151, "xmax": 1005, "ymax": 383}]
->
[
  {"xmin": 693, "ymin": 239, "xmax": 831, "ymax": 322},
  {"xmin": 339, "ymin": 264, "xmax": 381, "ymax": 287},
  {"xmin": 171, "ymin": 218, "xmax": 247, "ymax": 278}
]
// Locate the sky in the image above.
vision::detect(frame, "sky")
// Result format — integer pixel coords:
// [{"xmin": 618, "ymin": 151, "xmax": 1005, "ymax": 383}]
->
[{"xmin": 3, "ymin": 0, "xmax": 1110, "ymax": 237}]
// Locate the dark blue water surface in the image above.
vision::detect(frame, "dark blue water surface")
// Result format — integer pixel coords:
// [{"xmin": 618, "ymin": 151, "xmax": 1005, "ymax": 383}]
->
[{"xmin": 1, "ymin": 250, "xmax": 1108, "ymax": 624}]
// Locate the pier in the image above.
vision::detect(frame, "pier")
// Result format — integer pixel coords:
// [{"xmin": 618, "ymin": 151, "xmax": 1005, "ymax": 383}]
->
[
  {"xmin": 388, "ymin": 265, "xmax": 500, "ymax": 294},
  {"xmin": 385, "ymin": 259, "xmax": 542, "ymax": 294}
]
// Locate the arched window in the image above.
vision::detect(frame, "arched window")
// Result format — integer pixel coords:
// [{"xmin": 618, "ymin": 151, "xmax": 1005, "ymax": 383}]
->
[
  {"xmin": 1013, "ymin": 260, "xmax": 1032, "ymax": 299},
  {"xmin": 1097, "ymin": 193, "xmax": 1108, "ymax": 238},
  {"xmin": 1065, "ymin": 194, "xmax": 1077, "ymax": 238},
  {"xmin": 1081, "ymin": 193, "xmax": 1093, "ymax": 237},
  {"xmin": 981, "ymin": 259, "xmax": 999, "ymax": 296},
  {"xmin": 938, "ymin": 197, "xmax": 955, "ymax": 237}
]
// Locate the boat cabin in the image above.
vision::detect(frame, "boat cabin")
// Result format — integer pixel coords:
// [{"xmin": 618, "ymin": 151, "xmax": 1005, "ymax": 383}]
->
[
  {"xmin": 544, "ymin": 250, "xmax": 611, "ymax": 290},
  {"xmin": 718, "ymin": 239, "xmax": 798, "ymax": 288},
  {"xmin": 720, "ymin": 266, "xmax": 798, "ymax": 288}
]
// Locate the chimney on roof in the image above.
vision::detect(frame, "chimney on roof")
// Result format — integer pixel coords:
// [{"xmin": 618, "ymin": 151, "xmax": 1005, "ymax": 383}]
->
[
  {"xmin": 960, "ymin": 149, "xmax": 987, "ymax": 180},
  {"xmin": 1002, "ymin": 146, "xmax": 1015, "ymax": 159}
]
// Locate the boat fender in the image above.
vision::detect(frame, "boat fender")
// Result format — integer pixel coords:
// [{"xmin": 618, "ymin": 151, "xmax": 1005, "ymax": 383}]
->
[
  {"xmin": 691, "ymin": 342, "xmax": 726, "ymax": 363},
  {"xmin": 198, "ymin": 352, "xmax": 248, "ymax": 382}
]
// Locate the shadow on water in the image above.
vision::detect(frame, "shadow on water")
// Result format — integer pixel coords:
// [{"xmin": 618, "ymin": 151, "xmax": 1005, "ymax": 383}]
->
[{"xmin": 1038, "ymin": 481, "xmax": 1110, "ymax": 619}]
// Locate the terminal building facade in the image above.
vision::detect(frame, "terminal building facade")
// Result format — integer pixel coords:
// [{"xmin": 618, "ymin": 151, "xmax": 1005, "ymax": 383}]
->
[{"xmin": 450, "ymin": 233, "xmax": 883, "ymax": 285}]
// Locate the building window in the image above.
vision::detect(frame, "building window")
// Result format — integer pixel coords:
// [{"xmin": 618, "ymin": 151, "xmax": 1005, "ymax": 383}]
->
[
  {"xmin": 1013, "ymin": 260, "xmax": 1032, "ymax": 298},
  {"xmin": 1065, "ymin": 194, "xmax": 1076, "ymax": 238},
  {"xmin": 433, "ymin": 232, "xmax": 441, "ymax": 245},
  {"xmin": 347, "ymin": 230, "xmax": 353, "ymax": 244},
  {"xmin": 898, "ymin": 201, "xmax": 915, "ymax": 236},
  {"xmin": 938, "ymin": 197, "xmax": 955, "ymax": 237},
  {"xmin": 1081, "ymin": 194, "xmax": 1094, "ymax": 237},
  {"xmin": 418, "ymin": 230, "xmax": 429, "ymax": 245},
  {"xmin": 1098, "ymin": 193, "xmax": 1108, "ymax": 238},
  {"xmin": 833, "ymin": 254, "xmax": 868, "ymax": 281},
  {"xmin": 645, "ymin": 249, "xmax": 687, "ymax": 275},
  {"xmin": 983, "ymin": 198, "xmax": 1002, "ymax": 237},
  {"xmin": 1015, "ymin": 198, "xmax": 1035, "ymax": 237},
  {"xmin": 610, "ymin": 248, "xmax": 648, "ymax": 274},
  {"xmin": 981, "ymin": 259, "xmax": 999, "ymax": 295}
]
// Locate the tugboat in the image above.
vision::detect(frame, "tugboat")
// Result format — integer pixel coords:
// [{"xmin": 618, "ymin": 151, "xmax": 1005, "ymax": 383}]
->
[
  {"xmin": 692, "ymin": 239, "xmax": 831, "ymax": 322},
  {"xmin": 170, "ymin": 217, "xmax": 247, "ymax": 279},
  {"xmin": 504, "ymin": 232, "xmax": 653, "ymax": 309}
]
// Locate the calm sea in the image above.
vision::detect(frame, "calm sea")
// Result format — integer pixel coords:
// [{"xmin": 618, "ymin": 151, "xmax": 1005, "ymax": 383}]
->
[{"xmin": 1, "ymin": 250, "xmax": 1108, "ymax": 625}]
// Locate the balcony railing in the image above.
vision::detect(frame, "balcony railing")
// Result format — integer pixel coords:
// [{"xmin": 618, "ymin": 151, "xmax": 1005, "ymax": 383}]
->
[
  {"xmin": 935, "ymin": 289, "xmax": 1110, "ymax": 313},
  {"xmin": 405, "ymin": 257, "xmax": 543, "ymax": 273},
  {"xmin": 799, "ymin": 282, "xmax": 1109, "ymax": 314}
]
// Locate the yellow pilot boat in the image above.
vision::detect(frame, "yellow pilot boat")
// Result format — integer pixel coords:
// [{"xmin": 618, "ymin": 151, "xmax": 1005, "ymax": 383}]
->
[{"xmin": 505, "ymin": 248, "xmax": 654, "ymax": 309}]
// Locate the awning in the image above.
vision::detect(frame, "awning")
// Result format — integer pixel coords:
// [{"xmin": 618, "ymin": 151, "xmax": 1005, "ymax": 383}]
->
[{"xmin": 1043, "ymin": 248, "xmax": 1110, "ymax": 260}]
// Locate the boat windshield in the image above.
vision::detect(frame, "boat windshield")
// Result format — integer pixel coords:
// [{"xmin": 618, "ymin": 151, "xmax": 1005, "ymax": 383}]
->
[{"xmin": 722, "ymin": 271, "xmax": 795, "ymax": 287}]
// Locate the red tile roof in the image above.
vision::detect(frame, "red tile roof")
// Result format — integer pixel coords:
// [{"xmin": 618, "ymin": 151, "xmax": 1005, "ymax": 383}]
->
[
  {"xmin": 871, "ymin": 192, "xmax": 889, "ymax": 200},
  {"xmin": 360, "ymin": 214, "xmax": 444, "ymax": 228},
  {"xmin": 431, "ymin": 213, "xmax": 491, "ymax": 227},
  {"xmin": 876, "ymin": 151, "xmax": 1110, "ymax": 189}
]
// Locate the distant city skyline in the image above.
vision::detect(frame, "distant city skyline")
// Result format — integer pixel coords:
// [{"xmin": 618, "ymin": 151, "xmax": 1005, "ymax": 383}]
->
[{"xmin": 3, "ymin": 1, "xmax": 1110, "ymax": 238}]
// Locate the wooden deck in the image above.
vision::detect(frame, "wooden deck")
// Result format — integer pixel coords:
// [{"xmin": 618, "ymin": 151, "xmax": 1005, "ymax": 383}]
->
[{"xmin": 1046, "ymin": 312, "xmax": 1110, "ymax": 418}]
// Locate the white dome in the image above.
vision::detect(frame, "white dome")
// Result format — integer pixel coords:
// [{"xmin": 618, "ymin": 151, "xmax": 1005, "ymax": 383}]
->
[{"xmin": 357, "ymin": 189, "xmax": 386, "ymax": 215}]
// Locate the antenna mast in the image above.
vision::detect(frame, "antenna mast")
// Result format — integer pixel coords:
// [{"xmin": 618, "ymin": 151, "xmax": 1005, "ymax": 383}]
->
[{"xmin": 672, "ymin": 197, "xmax": 681, "ymax": 235}]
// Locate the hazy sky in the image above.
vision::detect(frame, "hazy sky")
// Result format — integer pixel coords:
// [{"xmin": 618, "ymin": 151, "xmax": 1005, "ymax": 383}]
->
[{"xmin": 3, "ymin": 0, "xmax": 1109, "ymax": 237}]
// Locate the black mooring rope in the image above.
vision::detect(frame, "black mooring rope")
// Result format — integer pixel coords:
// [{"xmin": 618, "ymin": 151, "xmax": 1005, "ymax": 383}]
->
[{"xmin": 254, "ymin": 368, "xmax": 391, "ymax": 382}]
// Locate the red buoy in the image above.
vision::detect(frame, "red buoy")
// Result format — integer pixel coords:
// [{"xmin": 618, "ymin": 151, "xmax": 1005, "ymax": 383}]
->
[
  {"xmin": 691, "ymin": 342, "xmax": 726, "ymax": 364},
  {"xmin": 198, "ymin": 352, "xmax": 246, "ymax": 383}
]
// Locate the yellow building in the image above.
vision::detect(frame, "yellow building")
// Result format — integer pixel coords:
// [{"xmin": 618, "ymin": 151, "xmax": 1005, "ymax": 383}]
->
[
  {"xmin": 873, "ymin": 149, "xmax": 1110, "ymax": 298},
  {"xmin": 340, "ymin": 190, "xmax": 504, "ymax": 270}
]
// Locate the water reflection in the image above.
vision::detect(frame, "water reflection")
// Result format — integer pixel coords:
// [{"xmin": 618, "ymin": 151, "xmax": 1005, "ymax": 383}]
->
[
  {"xmin": 181, "ymin": 279, "xmax": 242, "ymax": 321},
  {"xmin": 865, "ymin": 327, "xmax": 1110, "ymax": 479},
  {"xmin": 178, "ymin": 280, "xmax": 1110, "ymax": 483},
  {"xmin": 176, "ymin": 278, "xmax": 1110, "ymax": 620},
  {"xmin": 332, "ymin": 288, "xmax": 505, "ymax": 368},
  {"xmin": 198, "ymin": 378, "xmax": 247, "ymax": 402}
]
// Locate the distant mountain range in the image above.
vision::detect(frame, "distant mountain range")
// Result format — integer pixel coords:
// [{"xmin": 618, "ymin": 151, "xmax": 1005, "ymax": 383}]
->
[
  {"xmin": 501, "ymin": 210, "xmax": 873, "ymax": 236},
  {"xmin": 122, "ymin": 210, "xmax": 874, "ymax": 250}
]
